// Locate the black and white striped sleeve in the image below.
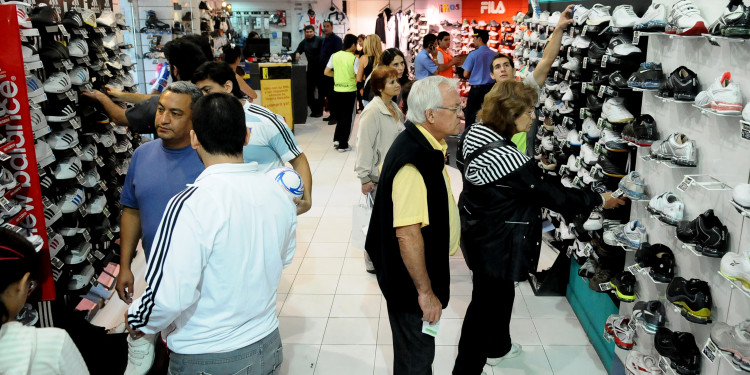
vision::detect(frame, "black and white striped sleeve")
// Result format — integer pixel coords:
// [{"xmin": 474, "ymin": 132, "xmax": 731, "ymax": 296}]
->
[
  {"xmin": 462, "ymin": 125, "xmax": 530, "ymax": 186},
  {"xmin": 127, "ymin": 186, "xmax": 207, "ymax": 334}
]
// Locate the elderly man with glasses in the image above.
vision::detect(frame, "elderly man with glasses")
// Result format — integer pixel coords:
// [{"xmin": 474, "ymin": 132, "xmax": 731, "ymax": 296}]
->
[{"xmin": 365, "ymin": 76, "xmax": 462, "ymax": 375}]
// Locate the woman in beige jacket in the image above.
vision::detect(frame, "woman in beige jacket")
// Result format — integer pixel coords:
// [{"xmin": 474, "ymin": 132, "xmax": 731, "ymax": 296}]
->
[{"xmin": 355, "ymin": 66, "xmax": 405, "ymax": 273}]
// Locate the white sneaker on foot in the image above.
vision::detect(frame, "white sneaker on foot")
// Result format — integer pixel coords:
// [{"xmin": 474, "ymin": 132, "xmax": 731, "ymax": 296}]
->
[
  {"xmin": 486, "ymin": 343, "xmax": 522, "ymax": 366},
  {"xmin": 124, "ymin": 334, "xmax": 156, "ymax": 375}
]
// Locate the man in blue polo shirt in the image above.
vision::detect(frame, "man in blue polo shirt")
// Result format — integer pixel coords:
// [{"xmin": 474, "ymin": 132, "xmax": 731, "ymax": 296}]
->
[
  {"xmin": 415, "ymin": 34, "xmax": 459, "ymax": 80},
  {"xmin": 461, "ymin": 29, "xmax": 496, "ymax": 132}
]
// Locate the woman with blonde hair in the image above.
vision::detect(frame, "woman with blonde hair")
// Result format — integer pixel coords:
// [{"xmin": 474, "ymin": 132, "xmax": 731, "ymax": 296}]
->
[
  {"xmin": 355, "ymin": 65, "xmax": 404, "ymax": 272},
  {"xmin": 357, "ymin": 34, "xmax": 384, "ymax": 106}
]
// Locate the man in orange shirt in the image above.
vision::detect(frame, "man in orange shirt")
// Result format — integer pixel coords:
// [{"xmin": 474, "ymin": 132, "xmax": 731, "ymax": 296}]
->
[{"xmin": 435, "ymin": 31, "xmax": 455, "ymax": 78}]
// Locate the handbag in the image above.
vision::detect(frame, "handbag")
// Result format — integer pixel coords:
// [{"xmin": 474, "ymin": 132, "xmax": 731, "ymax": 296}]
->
[{"xmin": 351, "ymin": 193, "xmax": 374, "ymax": 249}]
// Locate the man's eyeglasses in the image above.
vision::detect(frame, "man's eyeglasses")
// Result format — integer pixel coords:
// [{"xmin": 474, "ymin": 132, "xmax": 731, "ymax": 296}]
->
[{"xmin": 435, "ymin": 105, "xmax": 464, "ymax": 116}]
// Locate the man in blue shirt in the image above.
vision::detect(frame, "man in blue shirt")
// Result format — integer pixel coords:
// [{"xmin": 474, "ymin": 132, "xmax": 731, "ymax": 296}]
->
[
  {"xmin": 319, "ymin": 20, "xmax": 343, "ymax": 125},
  {"xmin": 461, "ymin": 29, "xmax": 496, "ymax": 132},
  {"xmin": 117, "ymin": 81, "xmax": 205, "ymax": 306},
  {"xmin": 415, "ymin": 34, "xmax": 459, "ymax": 80}
]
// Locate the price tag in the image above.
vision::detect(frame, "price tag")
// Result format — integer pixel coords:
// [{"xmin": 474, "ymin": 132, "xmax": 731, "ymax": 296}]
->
[
  {"xmin": 75, "ymin": 173, "xmax": 86, "ymax": 185},
  {"xmin": 583, "ymin": 243, "xmax": 594, "ymax": 256},
  {"xmin": 51, "ymin": 257, "xmax": 64, "ymax": 269},
  {"xmin": 70, "ymin": 117, "xmax": 81, "ymax": 129},
  {"xmin": 741, "ymin": 121, "xmax": 750, "ymax": 141},
  {"xmin": 564, "ymin": 116, "xmax": 573, "ymax": 126},
  {"xmin": 125, "ymin": 132, "xmax": 133, "ymax": 140},
  {"xmin": 582, "ymin": 25, "xmax": 588, "ymax": 35},
  {"xmin": 95, "ymin": 156, "xmax": 104, "ymax": 167},
  {"xmin": 102, "ymin": 207, "xmax": 110, "ymax": 218},
  {"xmin": 569, "ymin": 27, "xmax": 575, "ymax": 37},
  {"xmin": 554, "ymin": 71, "xmax": 559, "ymax": 81},
  {"xmin": 58, "ymin": 25, "xmax": 70, "ymax": 38},
  {"xmin": 99, "ymin": 181, "xmax": 108, "ymax": 191},
  {"xmin": 5, "ymin": 224, "xmax": 24, "ymax": 235},
  {"xmin": 702, "ymin": 338, "xmax": 718, "ymax": 363},
  {"xmin": 601, "ymin": 55, "xmax": 608, "ymax": 68},
  {"xmin": 62, "ymin": 59, "xmax": 74, "ymax": 70},
  {"xmin": 594, "ymin": 143, "xmax": 603, "ymax": 155},
  {"xmin": 42, "ymin": 196, "xmax": 53, "ymax": 209},
  {"xmin": 79, "ymin": 204, "xmax": 88, "ymax": 217},
  {"xmin": 64, "ymin": 90, "xmax": 76, "ymax": 102},
  {"xmin": 590, "ymin": 165, "xmax": 602, "ymax": 177},
  {"xmin": 94, "ymin": 250, "xmax": 106, "ymax": 260},
  {"xmin": 86, "ymin": 253, "xmax": 96, "ymax": 264},
  {"xmin": 632, "ymin": 31, "xmax": 640, "ymax": 45},
  {"xmin": 627, "ymin": 263, "xmax": 643, "ymax": 274},
  {"xmin": 677, "ymin": 176, "xmax": 695, "ymax": 192},
  {"xmin": 575, "ymin": 157, "xmax": 583, "ymax": 169},
  {"xmin": 611, "ymin": 189, "xmax": 625, "ymax": 199},
  {"xmin": 598, "ymin": 85, "xmax": 606, "ymax": 98},
  {"xmin": 91, "ymin": 133, "xmax": 100, "ymax": 142},
  {"xmin": 572, "ymin": 176, "xmax": 582, "ymax": 187},
  {"xmin": 80, "ymin": 29, "xmax": 89, "ymax": 38},
  {"xmin": 599, "ymin": 282, "xmax": 613, "ymax": 291},
  {"xmin": 82, "ymin": 229, "xmax": 91, "ymax": 242},
  {"xmin": 72, "ymin": 146, "xmax": 83, "ymax": 157},
  {"xmin": 597, "ymin": 118, "xmax": 606, "ymax": 130},
  {"xmin": 567, "ymin": 47, "xmax": 572, "ymax": 59},
  {"xmin": 105, "ymin": 231, "xmax": 114, "ymax": 240},
  {"xmin": 582, "ymin": 57, "xmax": 588, "ymax": 69},
  {"xmin": 565, "ymin": 70, "xmax": 571, "ymax": 80},
  {"xmin": 579, "ymin": 108, "xmax": 586, "ymax": 119},
  {"xmin": 559, "ymin": 165, "xmax": 569, "ymax": 175},
  {"xmin": 581, "ymin": 82, "xmax": 588, "ymax": 94},
  {"xmin": 0, "ymin": 197, "xmax": 13, "ymax": 211},
  {"xmin": 566, "ymin": 246, "xmax": 574, "ymax": 258}
]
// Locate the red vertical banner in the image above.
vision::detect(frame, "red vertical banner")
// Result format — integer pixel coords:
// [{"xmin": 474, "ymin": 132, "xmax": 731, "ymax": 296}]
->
[
  {"xmin": 462, "ymin": 0, "xmax": 528, "ymax": 24},
  {"xmin": 0, "ymin": 4, "xmax": 55, "ymax": 301}
]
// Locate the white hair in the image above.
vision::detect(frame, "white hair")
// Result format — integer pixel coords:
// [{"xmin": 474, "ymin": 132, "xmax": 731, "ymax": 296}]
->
[{"xmin": 405, "ymin": 76, "xmax": 458, "ymax": 124}]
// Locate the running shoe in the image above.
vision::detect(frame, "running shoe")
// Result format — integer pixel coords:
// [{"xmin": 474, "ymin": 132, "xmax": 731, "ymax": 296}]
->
[
  {"xmin": 618, "ymin": 171, "xmax": 646, "ymax": 199},
  {"xmin": 609, "ymin": 270, "xmax": 636, "ymax": 302},
  {"xmin": 667, "ymin": 277, "xmax": 712, "ymax": 324},
  {"xmin": 622, "ymin": 114, "xmax": 658, "ymax": 146},
  {"xmin": 30, "ymin": 107, "xmax": 50, "ymax": 138},
  {"xmin": 68, "ymin": 38, "xmax": 89, "ymax": 58},
  {"xmin": 632, "ymin": 300, "xmax": 666, "ymax": 334},
  {"xmin": 602, "ymin": 97, "xmax": 634, "ymax": 123},
  {"xmin": 605, "ymin": 314, "xmax": 635, "ymax": 349},
  {"xmin": 627, "ymin": 63, "xmax": 663, "ymax": 90},
  {"xmin": 650, "ymin": 133, "xmax": 698, "ymax": 167},
  {"xmin": 676, "ymin": 209, "xmax": 728, "ymax": 257},
  {"xmin": 615, "ymin": 220, "xmax": 647, "ymax": 248},
  {"xmin": 655, "ymin": 328, "xmax": 701, "ymax": 375},
  {"xmin": 708, "ymin": 0, "xmax": 746, "ymax": 35},
  {"xmin": 52, "ymin": 156, "xmax": 83, "ymax": 180},
  {"xmin": 635, "ymin": 3, "xmax": 668, "ymax": 31},
  {"xmin": 710, "ymin": 75, "xmax": 743, "ymax": 114},
  {"xmin": 659, "ymin": 66, "xmax": 699, "ymax": 101},
  {"xmin": 647, "ymin": 192, "xmax": 684, "ymax": 225},
  {"xmin": 612, "ymin": 5, "xmax": 639, "ymax": 28},
  {"xmin": 624, "ymin": 351, "xmax": 662, "ymax": 375},
  {"xmin": 722, "ymin": 6, "xmax": 750, "ymax": 38},
  {"xmin": 710, "ymin": 320, "xmax": 750, "ymax": 368},
  {"xmin": 720, "ymin": 251, "xmax": 750, "ymax": 291},
  {"xmin": 46, "ymin": 128, "xmax": 79, "ymax": 150},
  {"xmin": 666, "ymin": 0, "xmax": 709, "ymax": 35}
]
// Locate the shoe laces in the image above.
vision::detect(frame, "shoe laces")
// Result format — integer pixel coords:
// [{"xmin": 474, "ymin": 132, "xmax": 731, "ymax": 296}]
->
[
  {"xmin": 618, "ymin": 5, "xmax": 637, "ymax": 18},
  {"xmin": 672, "ymin": 0, "xmax": 701, "ymax": 18}
]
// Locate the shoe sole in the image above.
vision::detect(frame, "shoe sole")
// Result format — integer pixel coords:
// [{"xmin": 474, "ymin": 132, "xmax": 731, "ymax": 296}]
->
[
  {"xmin": 719, "ymin": 270, "xmax": 750, "ymax": 291},
  {"xmin": 711, "ymin": 101, "xmax": 743, "ymax": 114},
  {"xmin": 671, "ymin": 158, "xmax": 697, "ymax": 167},
  {"xmin": 722, "ymin": 28, "xmax": 750, "ymax": 38},
  {"xmin": 671, "ymin": 21, "xmax": 708, "ymax": 36},
  {"xmin": 618, "ymin": 185, "xmax": 647, "ymax": 200},
  {"xmin": 610, "ymin": 281, "xmax": 636, "ymax": 302},
  {"xmin": 669, "ymin": 300, "xmax": 711, "ymax": 323}
]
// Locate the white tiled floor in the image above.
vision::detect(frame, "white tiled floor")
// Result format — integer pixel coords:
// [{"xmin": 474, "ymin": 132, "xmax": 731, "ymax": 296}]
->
[{"xmin": 278, "ymin": 117, "xmax": 606, "ymax": 374}]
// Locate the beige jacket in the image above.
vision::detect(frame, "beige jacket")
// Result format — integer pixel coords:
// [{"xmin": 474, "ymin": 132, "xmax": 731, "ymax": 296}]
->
[{"xmin": 355, "ymin": 96, "xmax": 405, "ymax": 184}]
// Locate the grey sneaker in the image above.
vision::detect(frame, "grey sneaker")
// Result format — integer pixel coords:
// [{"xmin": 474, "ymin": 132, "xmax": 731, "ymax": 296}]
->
[
  {"xmin": 618, "ymin": 171, "xmax": 647, "ymax": 199},
  {"xmin": 486, "ymin": 343, "xmax": 522, "ymax": 366},
  {"xmin": 650, "ymin": 133, "xmax": 698, "ymax": 166},
  {"xmin": 615, "ymin": 220, "xmax": 648, "ymax": 248},
  {"xmin": 710, "ymin": 320, "xmax": 750, "ymax": 369}
]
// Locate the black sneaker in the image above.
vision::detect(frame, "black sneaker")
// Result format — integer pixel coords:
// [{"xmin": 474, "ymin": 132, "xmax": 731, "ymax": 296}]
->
[
  {"xmin": 62, "ymin": 10, "xmax": 84, "ymax": 29},
  {"xmin": 676, "ymin": 209, "xmax": 728, "ymax": 257},
  {"xmin": 667, "ymin": 277, "xmax": 712, "ymax": 324},
  {"xmin": 627, "ymin": 62, "xmax": 664, "ymax": 89},
  {"xmin": 609, "ymin": 270, "xmax": 636, "ymax": 302},
  {"xmin": 655, "ymin": 328, "xmax": 701, "ymax": 375},
  {"xmin": 591, "ymin": 70, "xmax": 610, "ymax": 87},
  {"xmin": 40, "ymin": 41, "xmax": 70, "ymax": 62},
  {"xmin": 708, "ymin": 0, "xmax": 746, "ymax": 35},
  {"xmin": 597, "ymin": 155, "xmax": 626, "ymax": 177},
  {"xmin": 659, "ymin": 66, "xmax": 699, "ymax": 101},
  {"xmin": 622, "ymin": 114, "xmax": 659, "ymax": 146},
  {"xmin": 608, "ymin": 71, "xmax": 629, "ymax": 89},
  {"xmin": 587, "ymin": 40, "xmax": 607, "ymax": 61},
  {"xmin": 30, "ymin": 6, "xmax": 61, "ymax": 27},
  {"xmin": 632, "ymin": 300, "xmax": 665, "ymax": 334},
  {"xmin": 723, "ymin": 6, "xmax": 750, "ymax": 37},
  {"xmin": 649, "ymin": 250, "xmax": 675, "ymax": 283},
  {"xmin": 586, "ymin": 93, "xmax": 603, "ymax": 113}
]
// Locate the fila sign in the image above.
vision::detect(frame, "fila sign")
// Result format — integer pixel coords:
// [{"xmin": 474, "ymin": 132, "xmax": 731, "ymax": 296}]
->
[{"xmin": 480, "ymin": 1, "xmax": 506, "ymax": 14}]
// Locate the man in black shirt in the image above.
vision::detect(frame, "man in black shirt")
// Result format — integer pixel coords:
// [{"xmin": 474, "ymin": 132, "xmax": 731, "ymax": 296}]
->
[
  {"xmin": 295, "ymin": 25, "xmax": 324, "ymax": 117},
  {"xmin": 319, "ymin": 20, "xmax": 342, "ymax": 125}
]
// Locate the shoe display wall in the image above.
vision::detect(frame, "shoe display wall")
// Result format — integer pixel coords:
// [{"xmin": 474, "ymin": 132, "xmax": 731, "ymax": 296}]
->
[{"xmin": 3, "ymin": 2, "xmax": 144, "ymax": 329}]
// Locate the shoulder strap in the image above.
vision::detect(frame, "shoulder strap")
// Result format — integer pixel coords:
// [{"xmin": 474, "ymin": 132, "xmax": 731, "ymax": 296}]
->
[{"xmin": 456, "ymin": 138, "xmax": 507, "ymax": 175}]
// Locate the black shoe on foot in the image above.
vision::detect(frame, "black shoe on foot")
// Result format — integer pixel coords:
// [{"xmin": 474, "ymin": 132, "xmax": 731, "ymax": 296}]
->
[
  {"xmin": 310, "ymin": 112, "xmax": 323, "ymax": 118},
  {"xmin": 323, "ymin": 116, "xmax": 332, "ymax": 121},
  {"xmin": 328, "ymin": 120, "xmax": 337, "ymax": 125}
]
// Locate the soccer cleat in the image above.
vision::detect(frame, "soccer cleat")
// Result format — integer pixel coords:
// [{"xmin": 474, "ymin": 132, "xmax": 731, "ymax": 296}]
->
[
  {"xmin": 602, "ymin": 97, "xmax": 634, "ymax": 123},
  {"xmin": 650, "ymin": 133, "xmax": 697, "ymax": 167},
  {"xmin": 647, "ymin": 192, "xmax": 684, "ymax": 225},
  {"xmin": 655, "ymin": 328, "xmax": 701, "ymax": 375},
  {"xmin": 615, "ymin": 220, "xmax": 647, "ymax": 248},
  {"xmin": 666, "ymin": 0, "xmax": 708, "ymax": 35},
  {"xmin": 676, "ymin": 209, "xmax": 728, "ymax": 257},
  {"xmin": 667, "ymin": 277, "xmax": 712, "ymax": 324},
  {"xmin": 632, "ymin": 300, "xmax": 666, "ymax": 334},
  {"xmin": 622, "ymin": 114, "xmax": 658, "ymax": 146},
  {"xmin": 618, "ymin": 171, "xmax": 647, "ymax": 199},
  {"xmin": 720, "ymin": 251, "xmax": 750, "ymax": 291},
  {"xmin": 609, "ymin": 271, "xmax": 636, "ymax": 302}
]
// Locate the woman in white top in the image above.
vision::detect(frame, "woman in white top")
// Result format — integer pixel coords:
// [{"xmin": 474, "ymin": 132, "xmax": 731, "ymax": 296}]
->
[
  {"xmin": 0, "ymin": 227, "xmax": 89, "ymax": 374},
  {"xmin": 355, "ymin": 65, "xmax": 405, "ymax": 273}
]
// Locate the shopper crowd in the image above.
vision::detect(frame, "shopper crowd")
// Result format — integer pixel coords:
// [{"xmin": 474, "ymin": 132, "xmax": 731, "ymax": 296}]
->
[{"xmin": 1, "ymin": 6, "xmax": 630, "ymax": 375}]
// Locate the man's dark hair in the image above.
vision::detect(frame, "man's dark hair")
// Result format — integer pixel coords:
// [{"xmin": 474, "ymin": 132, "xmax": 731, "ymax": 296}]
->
[
  {"xmin": 164, "ymin": 39, "xmax": 209, "ymax": 81},
  {"xmin": 221, "ymin": 44, "xmax": 242, "ymax": 64},
  {"xmin": 192, "ymin": 93, "xmax": 247, "ymax": 156},
  {"xmin": 303, "ymin": 25, "xmax": 314, "ymax": 32},
  {"xmin": 422, "ymin": 34, "xmax": 437, "ymax": 49},
  {"xmin": 192, "ymin": 62, "xmax": 244, "ymax": 99},
  {"xmin": 437, "ymin": 31, "xmax": 450, "ymax": 41},
  {"xmin": 248, "ymin": 31, "xmax": 260, "ymax": 39},
  {"xmin": 323, "ymin": 20, "xmax": 333, "ymax": 27},
  {"xmin": 181, "ymin": 34, "xmax": 214, "ymax": 63},
  {"xmin": 491, "ymin": 53, "xmax": 514, "ymax": 70},
  {"xmin": 343, "ymin": 34, "xmax": 358, "ymax": 50}
]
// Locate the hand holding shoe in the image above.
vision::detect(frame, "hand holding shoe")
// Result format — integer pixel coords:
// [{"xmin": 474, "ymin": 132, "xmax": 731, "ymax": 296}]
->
[
  {"xmin": 556, "ymin": 4, "xmax": 575, "ymax": 28},
  {"xmin": 361, "ymin": 181, "xmax": 375, "ymax": 195},
  {"xmin": 602, "ymin": 191, "xmax": 627, "ymax": 209}
]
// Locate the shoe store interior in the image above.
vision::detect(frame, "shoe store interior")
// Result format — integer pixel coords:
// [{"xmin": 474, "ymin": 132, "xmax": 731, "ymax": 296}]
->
[{"xmin": 1, "ymin": 0, "xmax": 750, "ymax": 374}]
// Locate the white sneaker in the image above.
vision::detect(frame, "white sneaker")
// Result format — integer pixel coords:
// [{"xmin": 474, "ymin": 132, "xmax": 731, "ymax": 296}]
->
[
  {"xmin": 650, "ymin": 133, "xmax": 698, "ymax": 166},
  {"xmin": 572, "ymin": 35, "xmax": 591, "ymax": 49},
  {"xmin": 647, "ymin": 192, "xmax": 684, "ymax": 225},
  {"xmin": 586, "ymin": 4, "xmax": 612, "ymax": 26},
  {"xmin": 638, "ymin": 3, "xmax": 667, "ymax": 24},
  {"xmin": 615, "ymin": 220, "xmax": 647, "ymax": 248},
  {"xmin": 581, "ymin": 144, "xmax": 599, "ymax": 165},
  {"xmin": 583, "ymin": 211, "xmax": 604, "ymax": 231},
  {"xmin": 572, "ymin": 5, "xmax": 591, "ymax": 25},
  {"xmin": 720, "ymin": 251, "xmax": 750, "ymax": 291},
  {"xmin": 582, "ymin": 118, "xmax": 601, "ymax": 140},
  {"xmin": 486, "ymin": 343, "xmax": 522, "ymax": 366},
  {"xmin": 743, "ymin": 103, "xmax": 750, "ymax": 122},
  {"xmin": 710, "ymin": 81, "xmax": 743, "ymax": 114},
  {"xmin": 125, "ymin": 334, "xmax": 156, "ymax": 375},
  {"xmin": 567, "ymin": 129, "xmax": 582, "ymax": 147},
  {"xmin": 602, "ymin": 97, "xmax": 634, "ymax": 123},
  {"xmin": 567, "ymin": 154, "xmax": 580, "ymax": 172},
  {"xmin": 539, "ymin": 11, "xmax": 550, "ymax": 26},
  {"xmin": 541, "ymin": 136, "xmax": 554, "ymax": 151},
  {"xmin": 733, "ymin": 184, "xmax": 750, "ymax": 208},
  {"xmin": 561, "ymin": 57, "xmax": 581, "ymax": 72},
  {"xmin": 561, "ymin": 33, "xmax": 574, "ymax": 46},
  {"xmin": 612, "ymin": 5, "xmax": 640, "ymax": 28},
  {"xmin": 667, "ymin": 0, "xmax": 708, "ymax": 35},
  {"xmin": 548, "ymin": 11, "xmax": 561, "ymax": 26}
]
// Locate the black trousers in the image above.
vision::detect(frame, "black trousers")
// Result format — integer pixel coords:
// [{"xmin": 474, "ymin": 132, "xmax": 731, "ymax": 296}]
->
[
  {"xmin": 306, "ymin": 68, "xmax": 323, "ymax": 114},
  {"xmin": 452, "ymin": 273, "xmax": 515, "ymax": 375},
  {"xmin": 333, "ymin": 90, "xmax": 357, "ymax": 148},
  {"xmin": 322, "ymin": 76, "xmax": 335, "ymax": 117},
  {"xmin": 463, "ymin": 84, "xmax": 494, "ymax": 134},
  {"xmin": 388, "ymin": 306, "xmax": 436, "ymax": 375}
]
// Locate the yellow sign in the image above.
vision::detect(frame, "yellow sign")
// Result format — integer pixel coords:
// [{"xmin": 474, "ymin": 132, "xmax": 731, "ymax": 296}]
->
[
  {"xmin": 262, "ymin": 68, "xmax": 268, "ymax": 79},
  {"xmin": 260, "ymin": 79, "xmax": 293, "ymax": 129}
]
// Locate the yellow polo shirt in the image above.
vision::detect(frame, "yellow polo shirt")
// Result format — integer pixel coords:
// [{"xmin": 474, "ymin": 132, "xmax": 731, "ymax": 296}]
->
[{"xmin": 391, "ymin": 124, "xmax": 461, "ymax": 256}]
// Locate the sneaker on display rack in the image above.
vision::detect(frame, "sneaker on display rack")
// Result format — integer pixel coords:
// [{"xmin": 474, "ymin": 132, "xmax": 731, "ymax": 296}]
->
[
  {"xmin": 614, "ymin": 220, "xmax": 647, "ymax": 248},
  {"xmin": 624, "ymin": 351, "xmax": 662, "ymax": 375},
  {"xmin": 650, "ymin": 133, "xmax": 698, "ymax": 166},
  {"xmin": 632, "ymin": 300, "xmax": 666, "ymax": 334},
  {"xmin": 720, "ymin": 251, "xmax": 750, "ymax": 291},
  {"xmin": 710, "ymin": 320, "xmax": 750, "ymax": 371},
  {"xmin": 708, "ymin": 0, "xmax": 746, "ymax": 35},
  {"xmin": 667, "ymin": 0, "xmax": 708, "ymax": 35},
  {"xmin": 666, "ymin": 277, "xmax": 712, "ymax": 324},
  {"xmin": 635, "ymin": 3, "xmax": 668, "ymax": 31},
  {"xmin": 611, "ymin": 5, "xmax": 640, "ymax": 28},
  {"xmin": 647, "ymin": 192, "xmax": 684, "ymax": 225},
  {"xmin": 618, "ymin": 171, "xmax": 647, "ymax": 199},
  {"xmin": 602, "ymin": 97, "xmax": 634, "ymax": 124},
  {"xmin": 676, "ymin": 209, "xmax": 728, "ymax": 257},
  {"xmin": 586, "ymin": 4, "xmax": 612, "ymax": 26}
]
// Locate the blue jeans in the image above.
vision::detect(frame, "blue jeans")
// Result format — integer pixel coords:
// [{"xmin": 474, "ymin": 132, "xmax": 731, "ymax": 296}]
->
[{"xmin": 168, "ymin": 329, "xmax": 282, "ymax": 375}]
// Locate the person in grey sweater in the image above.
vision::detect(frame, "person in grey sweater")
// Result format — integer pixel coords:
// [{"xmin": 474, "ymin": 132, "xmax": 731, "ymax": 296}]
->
[{"xmin": 355, "ymin": 65, "xmax": 405, "ymax": 273}]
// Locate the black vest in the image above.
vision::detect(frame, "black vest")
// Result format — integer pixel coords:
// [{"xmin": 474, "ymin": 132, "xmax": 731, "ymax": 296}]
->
[{"xmin": 365, "ymin": 121, "xmax": 451, "ymax": 313}]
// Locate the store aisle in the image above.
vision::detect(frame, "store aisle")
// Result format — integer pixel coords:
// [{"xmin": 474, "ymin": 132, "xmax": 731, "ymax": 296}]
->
[{"xmin": 278, "ymin": 116, "xmax": 607, "ymax": 375}]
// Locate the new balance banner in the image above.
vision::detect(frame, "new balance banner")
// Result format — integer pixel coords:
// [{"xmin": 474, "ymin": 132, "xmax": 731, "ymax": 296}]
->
[{"xmin": 0, "ymin": 4, "xmax": 55, "ymax": 301}]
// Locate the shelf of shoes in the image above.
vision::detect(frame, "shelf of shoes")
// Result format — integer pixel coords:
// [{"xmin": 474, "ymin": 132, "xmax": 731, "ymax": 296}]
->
[
  {"xmin": 691, "ymin": 104, "xmax": 744, "ymax": 118},
  {"xmin": 639, "ymin": 154, "xmax": 695, "ymax": 169},
  {"xmin": 681, "ymin": 175, "xmax": 733, "ymax": 192},
  {"xmin": 717, "ymin": 270, "xmax": 750, "ymax": 301}
]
